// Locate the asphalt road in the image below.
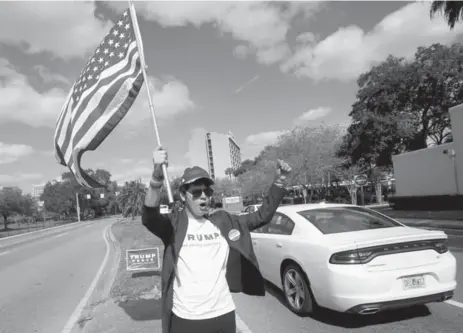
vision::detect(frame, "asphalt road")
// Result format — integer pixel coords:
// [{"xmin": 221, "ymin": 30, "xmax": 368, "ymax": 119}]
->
[
  {"xmin": 0, "ymin": 219, "xmax": 114, "ymax": 333},
  {"xmin": 234, "ymin": 220, "xmax": 463, "ymax": 333}
]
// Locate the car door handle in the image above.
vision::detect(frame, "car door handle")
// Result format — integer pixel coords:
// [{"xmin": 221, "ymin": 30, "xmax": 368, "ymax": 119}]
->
[{"xmin": 276, "ymin": 242, "xmax": 282, "ymax": 248}]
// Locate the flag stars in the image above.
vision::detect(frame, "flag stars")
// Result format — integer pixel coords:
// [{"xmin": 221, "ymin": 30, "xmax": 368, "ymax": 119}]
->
[
  {"xmin": 104, "ymin": 49, "xmax": 109, "ymax": 54},
  {"xmin": 125, "ymin": 23, "xmax": 130, "ymax": 30},
  {"xmin": 115, "ymin": 42, "xmax": 120, "ymax": 48},
  {"xmin": 108, "ymin": 39, "xmax": 114, "ymax": 45},
  {"xmin": 117, "ymin": 20, "xmax": 123, "ymax": 27},
  {"xmin": 120, "ymin": 33, "xmax": 125, "ymax": 39},
  {"xmin": 113, "ymin": 29, "xmax": 119, "ymax": 37},
  {"xmin": 98, "ymin": 58, "xmax": 104, "ymax": 63},
  {"xmin": 118, "ymin": 52, "xmax": 124, "ymax": 58}
]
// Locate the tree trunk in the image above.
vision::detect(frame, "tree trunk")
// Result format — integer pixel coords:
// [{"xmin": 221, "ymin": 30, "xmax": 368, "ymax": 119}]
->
[
  {"xmin": 3, "ymin": 215, "xmax": 8, "ymax": 230},
  {"xmin": 375, "ymin": 183, "xmax": 382, "ymax": 204}
]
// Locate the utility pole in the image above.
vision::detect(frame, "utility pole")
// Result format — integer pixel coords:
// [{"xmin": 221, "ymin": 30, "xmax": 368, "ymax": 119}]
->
[{"xmin": 76, "ymin": 192, "xmax": 81, "ymax": 222}]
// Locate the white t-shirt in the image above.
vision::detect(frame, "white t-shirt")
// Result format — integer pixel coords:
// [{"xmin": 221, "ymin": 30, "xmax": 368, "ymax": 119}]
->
[{"xmin": 172, "ymin": 212, "xmax": 235, "ymax": 320}]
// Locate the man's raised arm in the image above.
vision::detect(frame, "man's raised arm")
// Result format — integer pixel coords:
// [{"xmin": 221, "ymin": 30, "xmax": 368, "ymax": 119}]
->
[
  {"xmin": 236, "ymin": 159, "xmax": 292, "ymax": 231},
  {"xmin": 142, "ymin": 147, "xmax": 173, "ymax": 244}
]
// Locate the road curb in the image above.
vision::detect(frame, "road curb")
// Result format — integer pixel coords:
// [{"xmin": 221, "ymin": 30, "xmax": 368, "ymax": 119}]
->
[{"xmin": 64, "ymin": 219, "xmax": 119, "ymax": 333}]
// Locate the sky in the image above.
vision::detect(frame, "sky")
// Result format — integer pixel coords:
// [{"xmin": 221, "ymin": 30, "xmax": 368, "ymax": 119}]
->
[{"xmin": 1, "ymin": 0, "xmax": 463, "ymax": 193}]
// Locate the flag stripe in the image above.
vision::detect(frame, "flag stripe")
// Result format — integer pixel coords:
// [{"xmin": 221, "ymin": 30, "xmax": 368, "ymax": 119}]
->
[
  {"xmin": 70, "ymin": 41, "xmax": 138, "ymax": 130},
  {"xmin": 62, "ymin": 50, "xmax": 141, "ymax": 164},
  {"xmin": 68, "ymin": 66, "xmax": 142, "ymax": 162},
  {"xmin": 71, "ymin": 49, "xmax": 141, "ymax": 150},
  {"xmin": 86, "ymin": 72, "xmax": 144, "ymax": 152},
  {"xmin": 59, "ymin": 44, "xmax": 139, "ymax": 158}
]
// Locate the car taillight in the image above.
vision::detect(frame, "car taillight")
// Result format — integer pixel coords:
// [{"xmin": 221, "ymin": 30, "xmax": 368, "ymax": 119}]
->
[
  {"xmin": 329, "ymin": 249, "xmax": 374, "ymax": 265},
  {"xmin": 432, "ymin": 239, "xmax": 448, "ymax": 254}
]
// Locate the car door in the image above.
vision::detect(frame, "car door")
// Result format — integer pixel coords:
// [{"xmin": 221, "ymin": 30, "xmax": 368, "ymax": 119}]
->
[
  {"xmin": 256, "ymin": 213, "xmax": 295, "ymax": 287},
  {"xmin": 250, "ymin": 220, "xmax": 269, "ymax": 269}
]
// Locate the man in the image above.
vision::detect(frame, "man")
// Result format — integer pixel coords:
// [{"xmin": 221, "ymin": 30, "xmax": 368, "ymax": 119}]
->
[{"xmin": 142, "ymin": 147, "xmax": 291, "ymax": 333}]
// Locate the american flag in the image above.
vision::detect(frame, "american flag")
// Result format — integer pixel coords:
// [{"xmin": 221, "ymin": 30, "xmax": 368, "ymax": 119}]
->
[{"xmin": 53, "ymin": 9, "xmax": 144, "ymax": 188}]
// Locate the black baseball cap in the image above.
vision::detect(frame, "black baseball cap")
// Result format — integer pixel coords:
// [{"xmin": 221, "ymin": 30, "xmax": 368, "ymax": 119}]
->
[{"xmin": 180, "ymin": 166, "xmax": 214, "ymax": 187}]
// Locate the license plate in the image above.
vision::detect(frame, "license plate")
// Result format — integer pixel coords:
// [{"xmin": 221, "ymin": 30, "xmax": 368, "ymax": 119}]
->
[{"xmin": 402, "ymin": 276, "xmax": 426, "ymax": 290}]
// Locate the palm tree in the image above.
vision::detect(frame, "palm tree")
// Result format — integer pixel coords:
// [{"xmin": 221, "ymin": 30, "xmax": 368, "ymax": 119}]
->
[
  {"xmin": 117, "ymin": 179, "xmax": 146, "ymax": 219},
  {"xmin": 430, "ymin": 1, "xmax": 463, "ymax": 29},
  {"xmin": 224, "ymin": 167, "xmax": 234, "ymax": 179}
]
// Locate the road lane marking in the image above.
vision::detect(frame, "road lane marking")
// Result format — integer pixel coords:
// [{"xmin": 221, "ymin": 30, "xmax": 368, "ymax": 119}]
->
[
  {"xmin": 445, "ymin": 300, "xmax": 463, "ymax": 309},
  {"xmin": 236, "ymin": 313, "xmax": 254, "ymax": 333},
  {"xmin": 52, "ymin": 232, "xmax": 68, "ymax": 239},
  {"xmin": 0, "ymin": 223, "xmax": 90, "ymax": 249},
  {"xmin": 0, "ymin": 222, "xmax": 81, "ymax": 241},
  {"xmin": 60, "ymin": 224, "xmax": 112, "ymax": 333}
]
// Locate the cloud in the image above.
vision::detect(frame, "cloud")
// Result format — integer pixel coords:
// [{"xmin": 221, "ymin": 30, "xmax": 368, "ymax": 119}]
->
[
  {"xmin": 281, "ymin": 2, "xmax": 463, "ymax": 81},
  {"xmin": 122, "ymin": 76, "xmax": 196, "ymax": 124},
  {"xmin": 34, "ymin": 65, "xmax": 70, "ymax": 85},
  {"xmin": 233, "ymin": 75, "xmax": 260, "ymax": 95},
  {"xmin": 233, "ymin": 45, "xmax": 250, "ymax": 59},
  {"xmin": 0, "ymin": 58, "xmax": 68, "ymax": 127},
  {"xmin": 0, "ymin": 2, "xmax": 111, "ymax": 59},
  {"xmin": 106, "ymin": 1, "xmax": 322, "ymax": 66},
  {"xmin": 0, "ymin": 142, "xmax": 34, "ymax": 164},
  {"xmin": 241, "ymin": 130, "xmax": 288, "ymax": 159},
  {"xmin": 295, "ymin": 107, "xmax": 331, "ymax": 124},
  {"xmin": 0, "ymin": 58, "xmax": 195, "ymax": 128},
  {"xmin": 0, "ymin": 172, "xmax": 43, "ymax": 184}
]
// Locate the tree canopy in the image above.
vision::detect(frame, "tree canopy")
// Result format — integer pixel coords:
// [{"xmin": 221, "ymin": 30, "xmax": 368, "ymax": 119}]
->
[
  {"xmin": 0, "ymin": 187, "xmax": 38, "ymax": 229},
  {"xmin": 40, "ymin": 168, "xmax": 120, "ymax": 219},
  {"xmin": 337, "ymin": 43, "xmax": 463, "ymax": 168}
]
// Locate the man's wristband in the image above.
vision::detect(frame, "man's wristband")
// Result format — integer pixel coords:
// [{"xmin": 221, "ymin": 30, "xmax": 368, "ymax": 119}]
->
[
  {"xmin": 149, "ymin": 179, "xmax": 164, "ymax": 189},
  {"xmin": 274, "ymin": 175, "xmax": 287, "ymax": 188}
]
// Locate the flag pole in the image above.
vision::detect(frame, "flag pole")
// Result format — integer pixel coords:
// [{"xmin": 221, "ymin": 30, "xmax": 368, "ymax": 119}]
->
[{"xmin": 128, "ymin": 1, "xmax": 173, "ymax": 203}]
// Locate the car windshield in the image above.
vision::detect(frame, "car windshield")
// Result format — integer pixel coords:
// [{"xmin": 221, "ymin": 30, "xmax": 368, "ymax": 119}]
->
[{"xmin": 297, "ymin": 206, "xmax": 402, "ymax": 234}]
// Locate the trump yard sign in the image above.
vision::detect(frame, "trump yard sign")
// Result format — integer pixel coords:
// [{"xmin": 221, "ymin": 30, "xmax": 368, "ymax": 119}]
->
[{"xmin": 126, "ymin": 247, "xmax": 161, "ymax": 271}]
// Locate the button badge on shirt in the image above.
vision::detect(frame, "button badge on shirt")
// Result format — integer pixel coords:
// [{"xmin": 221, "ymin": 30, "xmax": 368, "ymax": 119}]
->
[{"xmin": 228, "ymin": 229, "xmax": 240, "ymax": 242}]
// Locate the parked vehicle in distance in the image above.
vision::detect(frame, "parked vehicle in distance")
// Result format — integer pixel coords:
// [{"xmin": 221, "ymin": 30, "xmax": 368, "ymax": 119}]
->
[
  {"xmin": 237, "ymin": 204, "xmax": 262, "ymax": 216},
  {"xmin": 251, "ymin": 203, "xmax": 457, "ymax": 315}
]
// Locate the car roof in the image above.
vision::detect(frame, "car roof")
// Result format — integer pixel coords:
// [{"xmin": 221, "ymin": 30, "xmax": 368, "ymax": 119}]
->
[{"xmin": 277, "ymin": 202, "xmax": 357, "ymax": 214}]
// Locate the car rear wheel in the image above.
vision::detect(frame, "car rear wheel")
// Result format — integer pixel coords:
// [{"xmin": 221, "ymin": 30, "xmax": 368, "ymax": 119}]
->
[{"xmin": 283, "ymin": 264, "xmax": 315, "ymax": 315}]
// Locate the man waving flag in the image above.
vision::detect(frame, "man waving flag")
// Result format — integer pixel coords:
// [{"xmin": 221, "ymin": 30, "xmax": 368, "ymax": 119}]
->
[{"xmin": 54, "ymin": 9, "xmax": 144, "ymax": 188}]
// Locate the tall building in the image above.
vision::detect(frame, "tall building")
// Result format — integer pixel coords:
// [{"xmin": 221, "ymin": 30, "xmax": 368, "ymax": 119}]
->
[
  {"xmin": 206, "ymin": 131, "xmax": 241, "ymax": 179},
  {"xmin": 32, "ymin": 184, "xmax": 45, "ymax": 200}
]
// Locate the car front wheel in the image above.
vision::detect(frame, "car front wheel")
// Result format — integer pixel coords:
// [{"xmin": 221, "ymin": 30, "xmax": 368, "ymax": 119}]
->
[{"xmin": 282, "ymin": 264, "xmax": 315, "ymax": 315}]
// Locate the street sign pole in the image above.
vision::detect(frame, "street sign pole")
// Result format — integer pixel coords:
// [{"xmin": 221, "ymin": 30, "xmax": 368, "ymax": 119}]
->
[
  {"xmin": 75, "ymin": 192, "xmax": 81, "ymax": 222},
  {"xmin": 354, "ymin": 174, "xmax": 368, "ymax": 206}
]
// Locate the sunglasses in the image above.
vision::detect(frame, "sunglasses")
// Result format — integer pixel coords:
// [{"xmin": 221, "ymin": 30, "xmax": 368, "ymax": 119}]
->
[{"xmin": 189, "ymin": 187, "xmax": 214, "ymax": 199}]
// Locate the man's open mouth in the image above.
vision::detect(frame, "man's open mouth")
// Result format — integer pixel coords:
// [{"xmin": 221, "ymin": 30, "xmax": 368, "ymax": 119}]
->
[{"xmin": 199, "ymin": 202, "xmax": 207, "ymax": 208}]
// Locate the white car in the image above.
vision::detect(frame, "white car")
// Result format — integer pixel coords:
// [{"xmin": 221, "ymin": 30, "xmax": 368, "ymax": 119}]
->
[{"xmin": 251, "ymin": 203, "xmax": 457, "ymax": 315}]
